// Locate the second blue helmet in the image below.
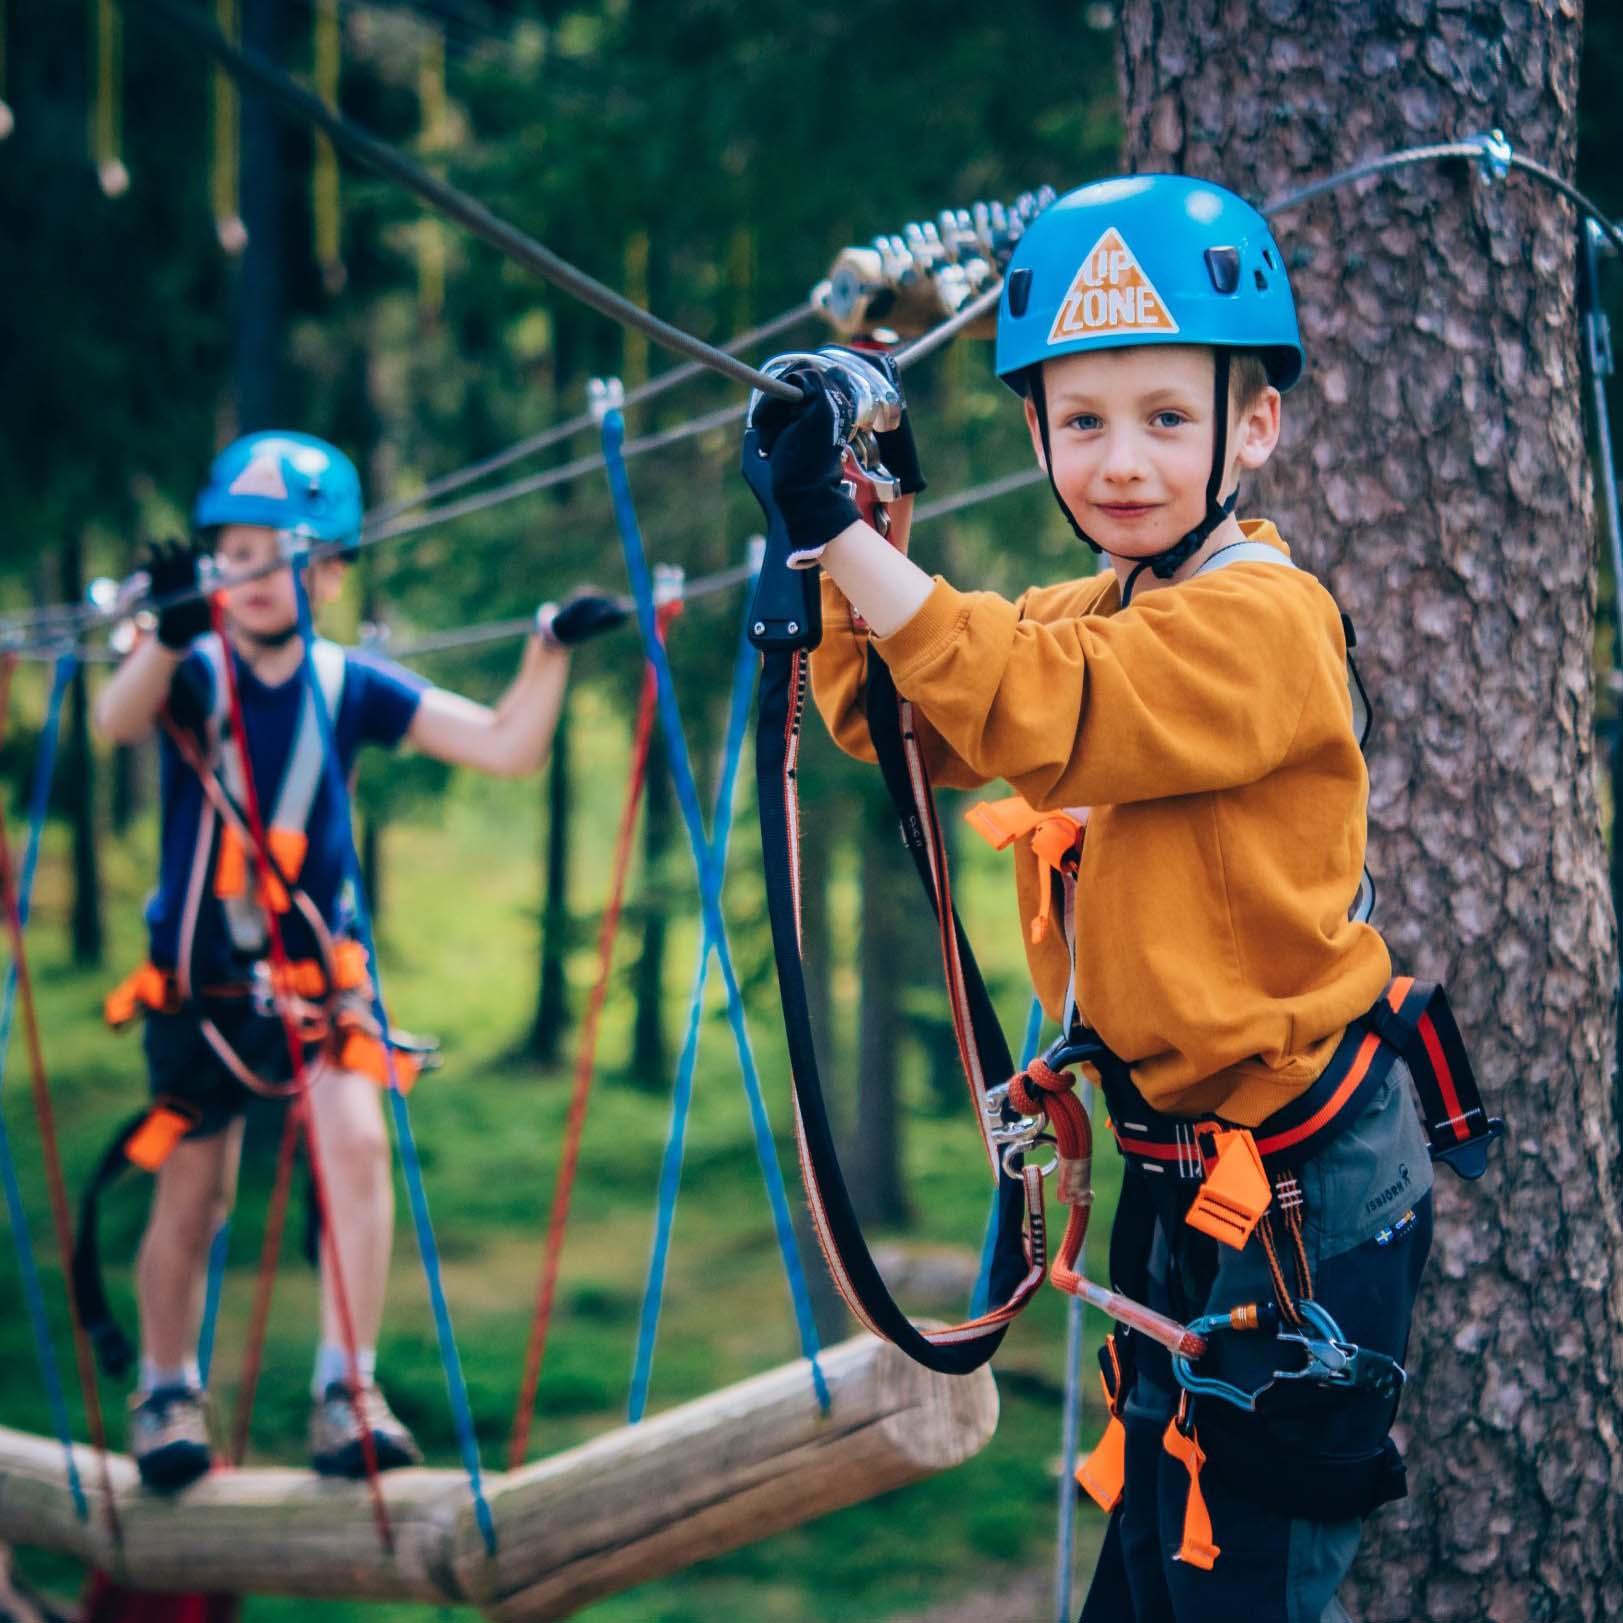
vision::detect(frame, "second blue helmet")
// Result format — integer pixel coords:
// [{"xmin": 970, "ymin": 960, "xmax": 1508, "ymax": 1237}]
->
[
  {"xmin": 994, "ymin": 174, "xmax": 1303, "ymax": 393},
  {"xmin": 193, "ymin": 431, "xmax": 364, "ymax": 553}
]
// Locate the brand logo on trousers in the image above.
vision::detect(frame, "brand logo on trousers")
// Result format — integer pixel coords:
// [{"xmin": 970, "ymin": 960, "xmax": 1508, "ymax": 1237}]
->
[{"xmin": 1364, "ymin": 1163, "xmax": 1412, "ymax": 1215}]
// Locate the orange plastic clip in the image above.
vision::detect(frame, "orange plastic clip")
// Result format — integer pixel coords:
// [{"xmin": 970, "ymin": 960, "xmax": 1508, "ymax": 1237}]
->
[
  {"xmin": 1162, "ymin": 1400, "xmax": 1220, "ymax": 1570},
  {"xmin": 1075, "ymin": 1413, "xmax": 1126, "ymax": 1512},
  {"xmin": 1184, "ymin": 1127, "xmax": 1271, "ymax": 1250},
  {"xmin": 124, "ymin": 1105, "xmax": 198, "ymax": 1172}
]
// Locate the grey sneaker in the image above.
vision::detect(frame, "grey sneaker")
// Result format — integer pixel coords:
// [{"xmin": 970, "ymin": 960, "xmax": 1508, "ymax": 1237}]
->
[
  {"xmin": 308, "ymin": 1380, "xmax": 422, "ymax": 1477},
  {"xmin": 128, "ymin": 1384, "xmax": 212, "ymax": 1493}
]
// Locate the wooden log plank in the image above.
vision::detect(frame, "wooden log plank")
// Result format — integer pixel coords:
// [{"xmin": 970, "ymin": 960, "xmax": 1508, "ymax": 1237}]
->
[{"xmin": 0, "ymin": 1336, "xmax": 997, "ymax": 1619}]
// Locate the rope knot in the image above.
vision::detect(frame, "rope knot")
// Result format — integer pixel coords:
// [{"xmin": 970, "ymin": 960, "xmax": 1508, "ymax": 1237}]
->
[{"xmin": 1007, "ymin": 1057, "xmax": 1075, "ymax": 1116}]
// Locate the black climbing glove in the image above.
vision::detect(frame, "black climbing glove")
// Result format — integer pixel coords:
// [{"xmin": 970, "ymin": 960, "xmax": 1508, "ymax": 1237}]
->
[
  {"xmin": 874, "ymin": 411, "xmax": 925, "ymax": 498},
  {"xmin": 748, "ymin": 366, "xmax": 862, "ymax": 561},
  {"xmin": 536, "ymin": 590, "xmax": 631, "ymax": 649},
  {"xmin": 145, "ymin": 538, "xmax": 212, "ymax": 651}
]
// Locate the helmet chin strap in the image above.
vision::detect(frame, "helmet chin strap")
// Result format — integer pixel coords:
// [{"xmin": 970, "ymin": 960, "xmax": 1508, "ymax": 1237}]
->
[{"xmin": 1029, "ymin": 351, "xmax": 1238, "ymax": 608}]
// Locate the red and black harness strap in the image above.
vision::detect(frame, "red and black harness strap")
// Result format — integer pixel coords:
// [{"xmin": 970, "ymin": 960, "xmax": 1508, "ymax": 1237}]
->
[
  {"xmin": 754, "ymin": 642, "xmax": 1047, "ymax": 1374},
  {"xmin": 1102, "ymin": 976, "xmax": 1502, "ymax": 1185}
]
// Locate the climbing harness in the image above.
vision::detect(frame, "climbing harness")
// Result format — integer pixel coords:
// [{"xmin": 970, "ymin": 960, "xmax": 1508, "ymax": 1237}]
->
[{"xmin": 596, "ymin": 382, "xmax": 829, "ymax": 1418}]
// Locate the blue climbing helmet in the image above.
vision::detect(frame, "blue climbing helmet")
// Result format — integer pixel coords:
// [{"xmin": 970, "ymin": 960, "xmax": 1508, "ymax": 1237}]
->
[
  {"xmin": 994, "ymin": 173, "xmax": 1303, "ymax": 392},
  {"xmin": 193, "ymin": 431, "xmax": 364, "ymax": 555},
  {"xmin": 992, "ymin": 174, "xmax": 1304, "ymax": 596}
]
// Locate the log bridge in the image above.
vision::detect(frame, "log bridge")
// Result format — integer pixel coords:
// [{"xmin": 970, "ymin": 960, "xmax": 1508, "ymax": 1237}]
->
[{"xmin": 0, "ymin": 1335, "xmax": 997, "ymax": 1619}]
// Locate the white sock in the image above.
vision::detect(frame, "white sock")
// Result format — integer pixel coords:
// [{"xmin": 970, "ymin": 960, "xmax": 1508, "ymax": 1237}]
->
[
  {"xmin": 312, "ymin": 1341, "xmax": 376, "ymax": 1398},
  {"xmin": 140, "ymin": 1357, "xmax": 201, "ymax": 1395}
]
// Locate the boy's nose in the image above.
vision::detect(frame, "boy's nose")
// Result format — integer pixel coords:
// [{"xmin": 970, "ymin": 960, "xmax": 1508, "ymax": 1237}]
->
[{"xmin": 1098, "ymin": 431, "xmax": 1148, "ymax": 484}]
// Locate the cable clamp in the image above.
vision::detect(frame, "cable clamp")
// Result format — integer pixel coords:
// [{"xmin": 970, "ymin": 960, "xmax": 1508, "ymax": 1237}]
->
[
  {"xmin": 588, "ymin": 375, "xmax": 626, "ymax": 426},
  {"xmin": 652, "ymin": 564, "xmax": 685, "ymax": 608},
  {"xmin": 1471, "ymin": 128, "xmax": 1512, "ymax": 185}
]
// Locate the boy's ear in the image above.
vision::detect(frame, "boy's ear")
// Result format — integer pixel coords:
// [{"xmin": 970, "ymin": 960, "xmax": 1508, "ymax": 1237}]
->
[
  {"xmin": 1233, "ymin": 385, "xmax": 1282, "ymax": 475},
  {"xmin": 1023, "ymin": 395, "xmax": 1049, "ymax": 474},
  {"xmin": 306, "ymin": 556, "xmax": 349, "ymax": 606}
]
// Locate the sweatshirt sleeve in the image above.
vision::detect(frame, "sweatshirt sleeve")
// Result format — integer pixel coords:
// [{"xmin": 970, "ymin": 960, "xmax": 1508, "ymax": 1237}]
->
[
  {"xmin": 871, "ymin": 565, "xmax": 1323, "ymax": 807},
  {"xmin": 808, "ymin": 573, "xmax": 997, "ymax": 789}
]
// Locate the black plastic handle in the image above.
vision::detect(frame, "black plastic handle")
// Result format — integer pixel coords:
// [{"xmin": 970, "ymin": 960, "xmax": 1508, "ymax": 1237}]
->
[{"xmin": 740, "ymin": 429, "xmax": 823, "ymax": 652}]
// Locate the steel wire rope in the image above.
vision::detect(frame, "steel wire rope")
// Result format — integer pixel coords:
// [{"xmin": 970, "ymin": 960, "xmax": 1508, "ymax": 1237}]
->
[
  {"xmin": 366, "ymin": 303, "xmax": 815, "ymax": 528},
  {"xmin": 125, "ymin": 0, "xmax": 804, "ymax": 404},
  {"xmin": 6, "ymin": 135, "xmax": 1618, "ymax": 651}
]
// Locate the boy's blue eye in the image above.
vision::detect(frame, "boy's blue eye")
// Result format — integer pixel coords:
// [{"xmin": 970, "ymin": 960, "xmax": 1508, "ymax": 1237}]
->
[
  {"xmin": 1152, "ymin": 410, "xmax": 1187, "ymax": 428},
  {"xmin": 1067, "ymin": 414, "xmax": 1102, "ymax": 432}
]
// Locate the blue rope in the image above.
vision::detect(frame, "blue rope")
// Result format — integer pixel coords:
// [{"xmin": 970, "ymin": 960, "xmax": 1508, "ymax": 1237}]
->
[
  {"xmin": 0, "ymin": 652, "xmax": 88, "ymax": 1520},
  {"xmin": 971, "ymin": 994, "xmax": 1045, "ymax": 1317},
  {"xmin": 600, "ymin": 405, "xmax": 828, "ymax": 1422},
  {"xmin": 197, "ymin": 1220, "xmax": 231, "ymax": 1387},
  {"xmin": 290, "ymin": 576, "xmax": 497, "ymax": 1556}
]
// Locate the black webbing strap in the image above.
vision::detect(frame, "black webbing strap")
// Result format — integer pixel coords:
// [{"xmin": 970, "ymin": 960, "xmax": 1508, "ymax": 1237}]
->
[
  {"xmin": 754, "ymin": 647, "xmax": 1044, "ymax": 1374},
  {"xmin": 1369, "ymin": 978, "xmax": 1503, "ymax": 1179},
  {"xmin": 74, "ymin": 1109, "xmax": 173, "ymax": 1379}
]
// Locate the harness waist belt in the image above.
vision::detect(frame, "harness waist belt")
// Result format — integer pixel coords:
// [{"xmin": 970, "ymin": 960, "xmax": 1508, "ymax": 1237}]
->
[{"xmin": 1098, "ymin": 977, "xmax": 1501, "ymax": 1182}]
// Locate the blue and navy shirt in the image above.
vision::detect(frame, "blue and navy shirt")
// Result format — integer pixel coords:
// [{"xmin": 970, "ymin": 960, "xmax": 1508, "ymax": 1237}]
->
[{"xmin": 147, "ymin": 640, "xmax": 426, "ymax": 979}]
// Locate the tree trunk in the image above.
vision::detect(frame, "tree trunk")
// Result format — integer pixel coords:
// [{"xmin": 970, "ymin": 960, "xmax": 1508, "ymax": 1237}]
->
[
  {"xmin": 851, "ymin": 782, "xmax": 910, "ymax": 1227},
  {"xmin": 58, "ymin": 540, "xmax": 102, "ymax": 967},
  {"xmin": 233, "ymin": 0, "xmax": 282, "ymax": 430},
  {"xmin": 531, "ymin": 698, "xmax": 572, "ymax": 1066},
  {"xmin": 1117, "ymin": 4, "xmax": 1621, "ymax": 1616}
]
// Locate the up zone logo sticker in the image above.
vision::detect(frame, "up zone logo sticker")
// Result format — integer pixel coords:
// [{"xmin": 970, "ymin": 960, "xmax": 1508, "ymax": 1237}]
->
[{"xmin": 1047, "ymin": 227, "xmax": 1180, "ymax": 345}]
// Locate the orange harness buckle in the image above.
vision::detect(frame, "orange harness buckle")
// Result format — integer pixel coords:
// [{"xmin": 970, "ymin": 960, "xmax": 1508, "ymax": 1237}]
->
[{"xmin": 1184, "ymin": 1126, "xmax": 1272, "ymax": 1250}]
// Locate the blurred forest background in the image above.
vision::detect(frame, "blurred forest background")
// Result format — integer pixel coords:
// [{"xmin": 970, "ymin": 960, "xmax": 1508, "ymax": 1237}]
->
[{"xmin": 0, "ymin": 1, "xmax": 1619, "ymax": 1618}]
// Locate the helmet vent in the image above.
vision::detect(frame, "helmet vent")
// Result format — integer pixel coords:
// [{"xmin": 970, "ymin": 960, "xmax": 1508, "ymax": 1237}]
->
[
  {"xmin": 1203, "ymin": 246, "xmax": 1240, "ymax": 295},
  {"xmin": 1253, "ymin": 268, "xmax": 1269, "ymax": 292},
  {"xmin": 1007, "ymin": 267, "xmax": 1033, "ymax": 318},
  {"xmin": 1262, "ymin": 247, "xmax": 1277, "ymax": 270}
]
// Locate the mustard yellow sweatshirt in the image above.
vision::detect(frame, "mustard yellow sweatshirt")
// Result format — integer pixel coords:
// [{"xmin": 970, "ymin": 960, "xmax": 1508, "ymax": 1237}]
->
[{"xmin": 810, "ymin": 520, "xmax": 1392, "ymax": 1126}]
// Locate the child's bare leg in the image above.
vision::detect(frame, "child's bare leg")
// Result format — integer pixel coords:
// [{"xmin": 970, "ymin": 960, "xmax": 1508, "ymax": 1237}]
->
[
  {"xmin": 307, "ymin": 1067, "xmax": 393, "ymax": 1363},
  {"xmin": 135, "ymin": 1120, "xmax": 243, "ymax": 1376},
  {"xmin": 304, "ymin": 1067, "xmax": 419, "ymax": 1473}
]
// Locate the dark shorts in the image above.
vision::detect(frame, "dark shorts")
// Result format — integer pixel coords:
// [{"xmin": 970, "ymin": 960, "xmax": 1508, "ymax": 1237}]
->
[
  {"xmin": 143, "ymin": 1003, "xmax": 302, "ymax": 1140},
  {"xmin": 1084, "ymin": 1061, "xmax": 1435, "ymax": 1623}
]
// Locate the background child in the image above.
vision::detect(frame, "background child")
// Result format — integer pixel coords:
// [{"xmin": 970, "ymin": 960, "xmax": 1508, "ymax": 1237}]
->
[{"xmin": 93, "ymin": 430, "xmax": 624, "ymax": 1490}]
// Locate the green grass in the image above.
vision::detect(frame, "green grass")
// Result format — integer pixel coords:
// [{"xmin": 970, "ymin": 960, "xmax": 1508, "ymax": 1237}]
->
[{"xmin": 0, "ymin": 688, "xmax": 1116, "ymax": 1620}]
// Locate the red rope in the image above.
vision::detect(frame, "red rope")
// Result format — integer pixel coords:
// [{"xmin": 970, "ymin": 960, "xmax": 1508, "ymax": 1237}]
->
[
  {"xmin": 0, "ymin": 655, "xmax": 124, "ymax": 1544},
  {"xmin": 507, "ymin": 603, "xmax": 677, "ymax": 1468},
  {"xmin": 203, "ymin": 599, "xmax": 392, "ymax": 1550}
]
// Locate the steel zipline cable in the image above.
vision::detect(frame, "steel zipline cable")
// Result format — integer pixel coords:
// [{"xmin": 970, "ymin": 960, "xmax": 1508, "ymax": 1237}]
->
[
  {"xmin": 127, "ymin": 0, "xmax": 805, "ymax": 405},
  {"xmin": 2, "ymin": 67, "xmax": 1617, "ymax": 653}
]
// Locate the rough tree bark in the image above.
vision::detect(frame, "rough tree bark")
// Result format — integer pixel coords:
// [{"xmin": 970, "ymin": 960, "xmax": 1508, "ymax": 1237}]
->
[{"xmin": 1116, "ymin": 4, "xmax": 1621, "ymax": 1617}]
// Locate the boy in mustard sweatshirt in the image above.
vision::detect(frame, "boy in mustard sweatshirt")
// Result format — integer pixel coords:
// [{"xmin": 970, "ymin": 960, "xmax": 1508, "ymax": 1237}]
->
[{"xmin": 748, "ymin": 176, "xmax": 1463, "ymax": 1621}]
